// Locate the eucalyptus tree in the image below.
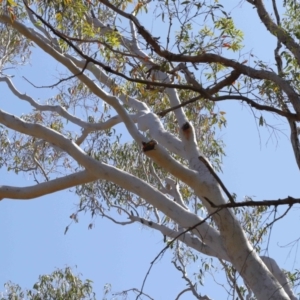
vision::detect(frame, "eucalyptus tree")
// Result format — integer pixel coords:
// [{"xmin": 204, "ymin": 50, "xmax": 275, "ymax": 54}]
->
[
  {"xmin": 1, "ymin": 267, "xmax": 96, "ymax": 300},
  {"xmin": 0, "ymin": 0, "xmax": 300, "ymax": 299}
]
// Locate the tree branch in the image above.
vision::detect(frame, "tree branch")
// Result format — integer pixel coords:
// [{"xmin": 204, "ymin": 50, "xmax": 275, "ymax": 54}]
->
[
  {"xmin": 130, "ymin": 215, "xmax": 228, "ymax": 260},
  {"xmin": 198, "ymin": 156, "xmax": 235, "ymax": 204},
  {"xmin": 0, "ymin": 76, "xmax": 139, "ymax": 131},
  {"xmin": 99, "ymin": 0, "xmax": 300, "ymax": 115},
  {"xmin": 158, "ymin": 90, "xmax": 299, "ymax": 121},
  {"xmin": 204, "ymin": 196, "xmax": 300, "ymax": 208},
  {"xmin": 0, "ymin": 170, "xmax": 97, "ymax": 200},
  {"xmin": 250, "ymin": 0, "xmax": 300, "ymax": 66},
  {"xmin": 0, "ymin": 109, "xmax": 224, "ymax": 254}
]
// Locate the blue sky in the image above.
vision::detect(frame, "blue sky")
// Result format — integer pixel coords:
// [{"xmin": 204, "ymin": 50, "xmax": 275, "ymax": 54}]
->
[{"xmin": 1, "ymin": 2, "xmax": 300, "ymax": 299}]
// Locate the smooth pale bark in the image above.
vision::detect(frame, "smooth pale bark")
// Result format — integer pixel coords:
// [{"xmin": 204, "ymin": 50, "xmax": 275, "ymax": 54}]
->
[
  {"xmin": 0, "ymin": 109, "xmax": 227, "ymax": 259},
  {"xmin": 0, "ymin": 170, "xmax": 96, "ymax": 200}
]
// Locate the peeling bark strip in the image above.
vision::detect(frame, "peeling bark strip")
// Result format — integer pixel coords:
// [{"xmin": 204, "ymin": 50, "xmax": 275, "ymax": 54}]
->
[{"xmin": 198, "ymin": 156, "xmax": 235, "ymax": 204}]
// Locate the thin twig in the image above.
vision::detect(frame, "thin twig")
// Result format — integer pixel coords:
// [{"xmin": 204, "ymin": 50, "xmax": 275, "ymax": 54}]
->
[{"xmin": 199, "ymin": 156, "xmax": 235, "ymax": 204}]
